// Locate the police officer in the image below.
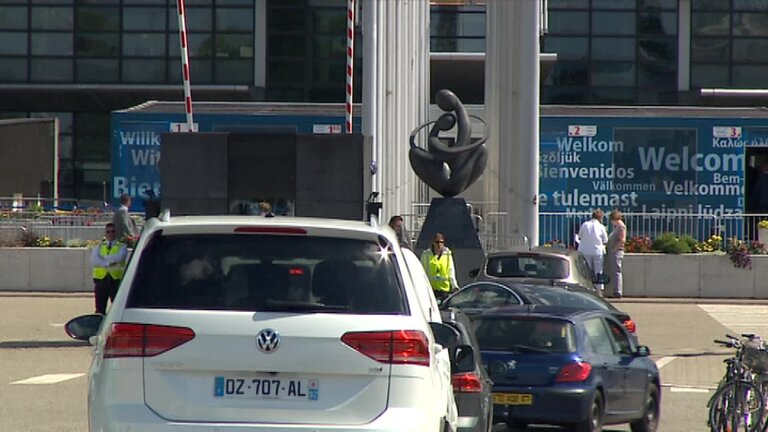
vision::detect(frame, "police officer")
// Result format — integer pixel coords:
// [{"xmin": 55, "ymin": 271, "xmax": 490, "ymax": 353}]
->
[
  {"xmin": 420, "ymin": 232, "xmax": 458, "ymax": 300},
  {"xmin": 91, "ymin": 222, "xmax": 128, "ymax": 315}
]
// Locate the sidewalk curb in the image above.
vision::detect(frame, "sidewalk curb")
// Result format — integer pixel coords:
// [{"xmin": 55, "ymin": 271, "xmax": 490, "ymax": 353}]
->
[{"xmin": 609, "ymin": 298, "xmax": 768, "ymax": 305}]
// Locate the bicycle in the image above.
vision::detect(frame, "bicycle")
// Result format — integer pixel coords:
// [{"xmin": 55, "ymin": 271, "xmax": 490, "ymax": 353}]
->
[{"xmin": 708, "ymin": 334, "xmax": 765, "ymax": 432}]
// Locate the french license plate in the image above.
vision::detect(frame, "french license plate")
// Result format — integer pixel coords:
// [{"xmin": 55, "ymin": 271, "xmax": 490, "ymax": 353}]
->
[
  {"xmin": 493, "ymin": 392, "xmax": 533, "ymax": 405},
  {"xmin": 214, "ymin": 376, "xmax": 319, "ymax": 401}
]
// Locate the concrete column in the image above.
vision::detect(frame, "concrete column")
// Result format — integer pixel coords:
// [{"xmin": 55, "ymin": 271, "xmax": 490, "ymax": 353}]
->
[
  {"xmin": 362, "ymin": 0, "xmax": 430, "ymax": 220},
  {"xmin": 678, "ymin": 0, "xmax": 691, "ymax": 91},
  {"xmin": 485, "ymin": 0, "xmax": 540, "ymax": 247},
  {"xmin": 362, "ymin": 0, "xmax": 379, "ymax": 194},
  {"xmin": 254, "ymin": 0, "xmax": 267, "ymax": 88}
]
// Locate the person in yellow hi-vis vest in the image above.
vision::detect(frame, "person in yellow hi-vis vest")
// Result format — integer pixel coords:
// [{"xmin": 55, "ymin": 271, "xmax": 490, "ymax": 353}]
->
[
  {"xmin": 91, "ymin": 222, "xmax": 128, "ymax": 315},
  {"xmin": 420, "ymin": 232, "xmax": 459, "ymax": 301}
]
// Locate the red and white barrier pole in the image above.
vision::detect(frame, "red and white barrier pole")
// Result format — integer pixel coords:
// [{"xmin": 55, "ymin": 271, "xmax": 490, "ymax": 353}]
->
[
  {"xmin": 176, "ymin": 0, "xmax": 195, "ymax": 132},
  {"xmin": 345, "ymin": 0, "xmax": 355, "ymax": 134}
]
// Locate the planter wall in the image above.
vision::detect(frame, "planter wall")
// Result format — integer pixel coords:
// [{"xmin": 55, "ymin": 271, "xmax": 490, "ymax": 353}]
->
[
  {"xmin": 624, "ymin": 253, "xmax": 768, "ymax": 298},
  {"xmin": 0, "ymin": 248, "xmax": 92, "ymax": 292},
  {"xmin": 2, "ymin": 248, "xmax": 768, "ymax": 298}
]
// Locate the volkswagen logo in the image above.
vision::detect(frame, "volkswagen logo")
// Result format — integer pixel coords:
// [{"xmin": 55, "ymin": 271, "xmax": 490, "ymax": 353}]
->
[{"xmin": 256, "ymin": 328, "xmax": 280, "ymax": 353}]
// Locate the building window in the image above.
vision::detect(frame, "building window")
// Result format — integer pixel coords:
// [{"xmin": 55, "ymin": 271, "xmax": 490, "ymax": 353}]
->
[
  {"xmin": 691, "ymin": 1, "xmax": 768, "ymax": 89},
  {"xmin": 430, "ymin": 6, "xmax": 485, "ymax": 52},
  {"xmin": 266, "ymin": 0, "xmax": 362, "ymax": 102},
  {"xmin": 542, "ymin": 0, "xmax": 678, "ymax": 104}
]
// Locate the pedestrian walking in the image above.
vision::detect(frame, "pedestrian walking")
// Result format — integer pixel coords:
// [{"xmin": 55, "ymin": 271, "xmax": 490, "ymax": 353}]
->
[
  {"xmin": 605, "ymin": 210, "xmax": 626, "ymax": 298},
  {"xmin": 388, "ymin": 215, "xmax": 412, "ymax": 249},
  {"xmin": 91, "ymin": 223, "xmax": 128, "ymax": 315},
  {"xmin": 577, "ymin": 209, "xmax": 609, "ymax": 292},
  {"xmin": 420, "ymin": 232, "xmax": 458, "ymax": 301},
  {"xmin": 112, "ymin": 193, "xmax": 138, "ymax": 241}
]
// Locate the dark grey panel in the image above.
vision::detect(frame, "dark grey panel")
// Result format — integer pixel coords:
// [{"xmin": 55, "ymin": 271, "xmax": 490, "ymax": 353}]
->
[
  {"xmin": 160, "ymin": 132, "xmax": 229, "ymax": 215},
  {"xmin": 227, "ymin": 133, "xmax": 296, "ymax": 201},
  {"xmin": 0, "ymin": 119, "xmax": 55, "ymax": 196},
  {"xmin": 295, "ymin": 134, "xmax": 368, "ymax": 220}
]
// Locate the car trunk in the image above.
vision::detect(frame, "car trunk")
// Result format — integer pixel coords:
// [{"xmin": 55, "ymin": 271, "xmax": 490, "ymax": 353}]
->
[
  {"xmin": 129, "ymin": 309, "xmax": 395, "ymax": 425},
  {"xmin": 483, "ymin": 351, "xmax": 574, "ymax": 387}
]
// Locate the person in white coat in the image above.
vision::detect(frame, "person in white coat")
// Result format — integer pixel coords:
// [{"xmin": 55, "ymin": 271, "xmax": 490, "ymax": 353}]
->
[{"xmin": 577, "ymin": 209, "xmax": 609, "ymax": 292}]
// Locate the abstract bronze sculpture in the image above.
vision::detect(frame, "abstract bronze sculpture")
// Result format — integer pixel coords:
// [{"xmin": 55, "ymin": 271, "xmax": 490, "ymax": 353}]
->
[{"xmin": 409, "ymin": 89, "xmax": 488, "ymax": 197}]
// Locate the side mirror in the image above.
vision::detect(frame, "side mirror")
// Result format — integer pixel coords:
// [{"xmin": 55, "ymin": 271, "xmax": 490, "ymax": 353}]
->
[
  {"xmin": 429, "ymin": 322, "xmax": 460, "ymax": 348},
  {"xmin": 65, "ymin": 314, "xmax": 104, "ymax": 341},
  {"xmin": 636, "ymin": 345, "xmax": 651, "ymax": 357},
  {"xmin": 469, "ymin": 268, "xmax": 479, "ymax": 278},
  {"xmin": 454, "ymin": 344, "xmax": 476, "ymax": 373}
]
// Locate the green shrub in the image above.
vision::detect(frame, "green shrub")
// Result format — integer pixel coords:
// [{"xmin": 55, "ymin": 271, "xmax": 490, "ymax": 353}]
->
[
  {"xmin": 66, "ymin": 238, "xmax": 88, "ymax": 248},
  {"xmin": 652, "ymin": 232, "xmax": 693, "ymax": 254},
  {"xmin": 679, "ymin": 234, "xmax": 698, "ymax": 251}
]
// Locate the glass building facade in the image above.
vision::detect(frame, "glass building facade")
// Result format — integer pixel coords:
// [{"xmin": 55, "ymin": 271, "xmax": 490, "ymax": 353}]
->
[{"xmin": 0, "ymin": 0, "xmax": 764, "ymax": 202}]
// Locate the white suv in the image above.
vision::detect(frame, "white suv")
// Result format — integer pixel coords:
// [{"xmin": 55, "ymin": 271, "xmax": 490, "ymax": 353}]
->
[{"xmin": 67, "ymin": 216, "xmax": 458, "ymax": 432}]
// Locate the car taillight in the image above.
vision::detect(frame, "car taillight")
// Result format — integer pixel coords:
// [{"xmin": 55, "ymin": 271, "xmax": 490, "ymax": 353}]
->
[
  {"xmin": 623, "ymin": 319, "xmax": 637, "ymax": 333},
  {"xmin": 452, "ymin": 372, "xmax": 482, "ymax": 393},
  {"xmin": 555, "ymin": 361, "xmax": 592, "ymax": 383},
  {"xmin": 341, "ymin": 330, "xmax": 430, "ymax": 366},
  {"xmin": 104, "ymin": 323, "xmax": 195, "ymax": 358}
]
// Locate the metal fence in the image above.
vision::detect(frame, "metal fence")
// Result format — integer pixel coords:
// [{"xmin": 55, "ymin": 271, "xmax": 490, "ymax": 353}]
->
[
  {"xmin": 0, "ymin": 196, "xmax": 86, "ymax": 212},
  {"xmin": 404, "ymin": 201, "xmax": 768, "ymax": 252},
  {"xmin": 0, "ymin": 211, "xmax": 143, "ymax": 245}
]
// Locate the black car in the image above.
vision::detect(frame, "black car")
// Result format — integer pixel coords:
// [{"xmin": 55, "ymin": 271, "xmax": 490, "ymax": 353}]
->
[
  {"xmin": 441, "ymin": 308, "xmax": 494, "ymax": 432},
  {"xmin": 441, "ymin": 281, "xmax": 638, "ymax": 341},
  {"xmin": 473, "ymin": 306, "xmax": 660, "ymax": 432}
]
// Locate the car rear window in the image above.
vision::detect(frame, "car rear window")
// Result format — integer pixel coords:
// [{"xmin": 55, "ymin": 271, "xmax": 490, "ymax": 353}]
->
[
  {"xmin": 473, "ymin": 317, "xmax": 576, "ymax": 353},
  {"xmin": 444, "ymin": 283, "xmax": 522, "ymax": 309},
  {"xmin": 126, "ymin": 233, "xmax": 408, "ymax": 314},
  {"xmin": 524, "ymin": 289, "xmax": 614, "ymax": 311},
  {"xmin": 486, "ymin": 255, "xmax": 569, "ymax": 279}
]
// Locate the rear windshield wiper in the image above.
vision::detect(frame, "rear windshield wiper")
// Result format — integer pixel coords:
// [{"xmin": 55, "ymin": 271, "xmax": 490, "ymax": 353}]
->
[
  {"xmin": 263, "ymin": 300, "xmax": 350, "ymax": 312},
  {"xmin": 505, "ymin": 344, "xmax": 551, "ymax": 354}
]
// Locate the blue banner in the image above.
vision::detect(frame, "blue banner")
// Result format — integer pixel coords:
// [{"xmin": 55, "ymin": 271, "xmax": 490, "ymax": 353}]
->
[{"xmin": 539, "ymin": 117, "xmax": 745, "ymax": 216}]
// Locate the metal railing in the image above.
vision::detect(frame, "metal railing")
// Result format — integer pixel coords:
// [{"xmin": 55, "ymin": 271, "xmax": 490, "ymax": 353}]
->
[
  {"xmin": 0, "ymin": 196, "xmax": 83, "ymax": 212},
  {"xmin": 404, "ymin": 201, "xmax": 768, "ymax": 252},
  {"xmin": 0, "ymin": 211, "xmax": 144, "ymax": 245}
]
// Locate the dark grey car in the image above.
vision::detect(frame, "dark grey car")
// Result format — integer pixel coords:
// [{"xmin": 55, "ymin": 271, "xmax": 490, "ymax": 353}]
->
[
  {"xmin": 471, "ymin": 247, "xmax": 602, "ymax": 293},
  {"xmin": 441, "ymin": 308, "xmax": 493, "ymax": 432}
]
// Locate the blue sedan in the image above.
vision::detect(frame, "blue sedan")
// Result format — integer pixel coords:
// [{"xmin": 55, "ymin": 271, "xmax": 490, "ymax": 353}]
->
[{"xmin": 472, "ymin": 306, "xmax": 660, "ymax": 432}]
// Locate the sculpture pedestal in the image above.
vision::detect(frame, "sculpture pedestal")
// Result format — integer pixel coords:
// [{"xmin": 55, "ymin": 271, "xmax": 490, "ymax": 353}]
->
[{"xmin": 415, "ymin": 197, "xmax": 485, "ymax": 287}]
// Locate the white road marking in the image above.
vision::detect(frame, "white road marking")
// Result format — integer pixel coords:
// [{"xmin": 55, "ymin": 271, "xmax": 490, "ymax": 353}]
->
[
  {"xmin": 698, "ymin": 304, "xmax": 768, "ymax": 338},
  {"xmin": 50, "ymin": 323, "xmax": 65, "ymax": 328},
  {"xmin": 655, "ymin": 356, "xmax": 677, "ymax": 369},
  {"xmin": 670, "ymin": 387, "xmax": 711, "ymax": 393},
  {"xmin": 11, "ymin": 373, "xmax": 84, "ymax": 385}
]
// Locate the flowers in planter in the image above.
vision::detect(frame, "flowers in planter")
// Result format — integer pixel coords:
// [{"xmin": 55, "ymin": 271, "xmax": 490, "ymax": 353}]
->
[
  {"xmin": 758, "ymin": 220, "xmax": 768, "ymax": 230},
  {"xmin": 34, "ymin": 236, "xmax": 65, "ymax": 247},
  {"xmin": 625, "ymin": 236, "xmax": 653, "ymax": 253},
  {"xmin": 543, "ymin": 239, "xmax": 565, "ymax": 248},
  {"xmin": 694, "ymin": 235, "xmax": 723, "ymax": 253},
  {"xmin": 727, "ymin": 238, "xmax": 752, "ymax": 269},
  {"xmin": 726, "ymin": 238, "xmax": 767, "ymax": 269}
]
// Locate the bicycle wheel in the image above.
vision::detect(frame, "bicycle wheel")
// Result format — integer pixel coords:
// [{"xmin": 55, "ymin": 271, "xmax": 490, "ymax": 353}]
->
[
  {"xmin": 709, "ymin": 380, "xmax": 765, "ymax": 432},
  {"xmin": 758, "ymin": 379, "xmax": 768, "ymax": 432}
]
